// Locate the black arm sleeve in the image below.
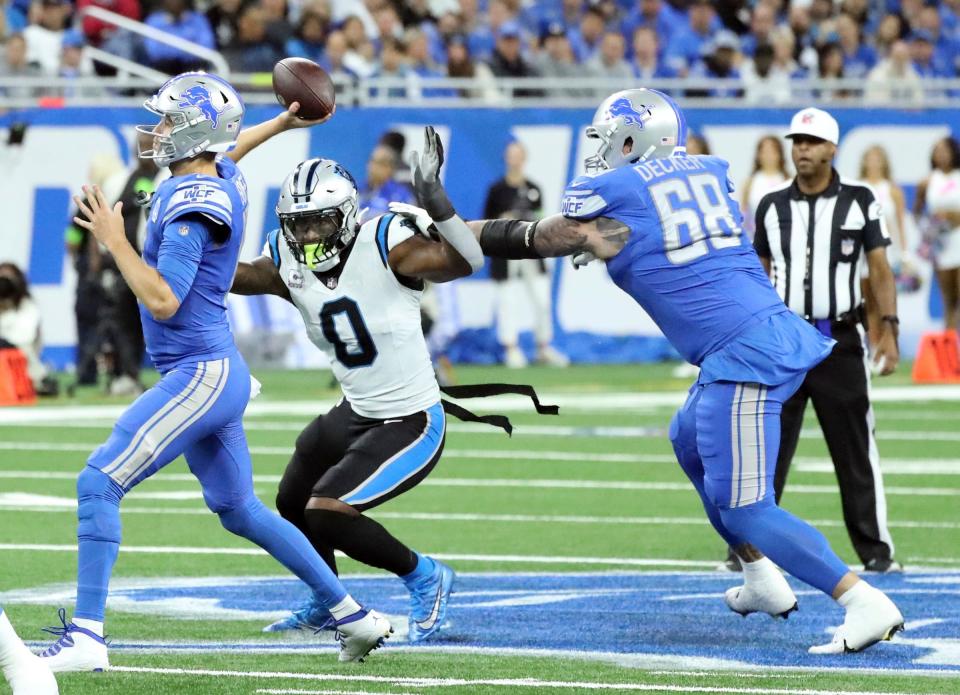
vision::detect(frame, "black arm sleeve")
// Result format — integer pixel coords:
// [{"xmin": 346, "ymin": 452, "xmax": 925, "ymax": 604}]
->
[
  {"xmin": 479, "ymin": 219, "xmax": 543, "ymax": 259},
  {"xmin": 753, "ymin": 195, "xmax": 772, "ymax": 258}
]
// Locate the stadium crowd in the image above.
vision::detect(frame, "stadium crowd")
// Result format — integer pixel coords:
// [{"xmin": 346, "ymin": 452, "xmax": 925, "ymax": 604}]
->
[{"xmin": 1, "ymin": 0, "xmax": 959, "ymax": 100}]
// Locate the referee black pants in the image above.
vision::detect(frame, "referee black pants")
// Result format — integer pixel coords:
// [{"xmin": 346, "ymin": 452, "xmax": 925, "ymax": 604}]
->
[{"xmin": 774, "ymin": 320, "xmax": 895, "ymax": 566}]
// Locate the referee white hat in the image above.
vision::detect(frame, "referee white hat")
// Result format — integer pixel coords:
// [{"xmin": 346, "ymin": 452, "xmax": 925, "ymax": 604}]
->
[{"xmin": 786, "ymin": 107, "xmax": 840, "ymax": 146}]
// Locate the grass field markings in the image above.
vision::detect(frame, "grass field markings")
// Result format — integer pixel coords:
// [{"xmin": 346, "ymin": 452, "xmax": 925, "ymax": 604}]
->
[
  {"xmin": 255, "ymin": 690, "xmax": 421, "ymax": 695},
  {"xmin": 3, "ymin": 496, "xmax": 960, "ymax": 533},
  {"xmin": 3, "ymin": 385, "xmax": 960, "ymax": 424},
  {"xmin": 94, "ymin": 665, "xmax": 952, "ymax": 694}
]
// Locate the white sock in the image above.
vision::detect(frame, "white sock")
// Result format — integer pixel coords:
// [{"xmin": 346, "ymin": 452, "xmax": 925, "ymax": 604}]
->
[
  {"xmin": 837, "ymin": 580, "xmax": 873, "ymax": 609},
  {"xmin": 328, "ymin": 596, "xmax": 363, "ymax": 622},
  {"xmin": 0, "ymin": 610, "xmax": 31, "ymax": 668},
  {"xmin": 73, "ymin": 618, "xmax": 104, "ymax": 638},
  {"xmin": 740, "ymin": 556, "xmax": 778, "ymax": 584}
]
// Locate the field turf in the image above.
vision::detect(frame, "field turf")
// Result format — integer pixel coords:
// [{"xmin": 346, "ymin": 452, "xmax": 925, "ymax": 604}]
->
[{"xmin": 1, "ymin": 364, "xmax": 958, "ymax": 695}]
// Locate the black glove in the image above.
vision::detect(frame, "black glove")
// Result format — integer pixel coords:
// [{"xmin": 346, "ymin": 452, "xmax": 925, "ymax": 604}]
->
[{"xmin": 410, "ymin": 126, "xmax": 456, "ymax": 222}]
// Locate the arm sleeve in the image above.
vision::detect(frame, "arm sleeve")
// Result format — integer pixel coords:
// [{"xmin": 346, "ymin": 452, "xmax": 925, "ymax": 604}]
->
[
  {"xmin": 156, "ymin": 215, "xmax": 211, "ymax": 304},
  {"xmin": 861, "ymin": 188, "xmax": 891, "ymax": 252},
  {"xmin": 753, "ymin": 197, "xmax": 771, "ymax": 258}
]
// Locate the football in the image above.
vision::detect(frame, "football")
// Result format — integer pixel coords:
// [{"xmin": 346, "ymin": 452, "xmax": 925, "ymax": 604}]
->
[{"xmin": 272, "ymin": 57, "xmax": 336, "ymax": 120}]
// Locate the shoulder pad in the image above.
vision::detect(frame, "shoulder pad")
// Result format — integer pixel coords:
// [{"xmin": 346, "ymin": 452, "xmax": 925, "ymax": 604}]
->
[{"xmin": 161, "ymin": 180, "xmax": 232, "ymax": 227}]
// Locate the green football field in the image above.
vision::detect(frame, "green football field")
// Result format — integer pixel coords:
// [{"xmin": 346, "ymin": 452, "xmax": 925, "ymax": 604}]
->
[{"xmin": 1, "ymin": 364, "xmax": 958, "ymax": 695}]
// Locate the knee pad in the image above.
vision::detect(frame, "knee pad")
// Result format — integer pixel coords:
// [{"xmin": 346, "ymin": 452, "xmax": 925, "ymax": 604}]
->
[{"xmin": 76, "ymin": 466, "xmax": 125, "ymax": 543}]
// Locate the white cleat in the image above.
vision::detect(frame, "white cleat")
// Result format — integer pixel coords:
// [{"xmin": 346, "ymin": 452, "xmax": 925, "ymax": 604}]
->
[
  {"xmin": 335, "ymin": 609, "xmax": 392, "ymax": 663},
  {"xmin": 809, "ymin": 584, "xmax": 904, "ymax": 654},
  {"xmin": 38, "ymin": 611, "xmax": 108, "ymax": 673},
  {"xmin": 725, "ymin": 571, "xmax": 798, "ymax": 620},
  {"xmin": 4, "ymin": 652, "xmax": 59, "ymax": 694}
]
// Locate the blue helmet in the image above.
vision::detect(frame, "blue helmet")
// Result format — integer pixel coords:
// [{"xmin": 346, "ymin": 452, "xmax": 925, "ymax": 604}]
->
[
  {"xmin": 585, "ymin": 89, "xmax": 688, "ymax": 171},
  {"xmin": 137, "ymin": 72, "xmax": 244, "ymax": 167}
]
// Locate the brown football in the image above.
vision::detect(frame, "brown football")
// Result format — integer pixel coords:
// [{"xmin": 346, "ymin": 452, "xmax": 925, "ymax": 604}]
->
[{"xmin": 272, "ymin": 57, "xmax": 335, "ymax": 120}]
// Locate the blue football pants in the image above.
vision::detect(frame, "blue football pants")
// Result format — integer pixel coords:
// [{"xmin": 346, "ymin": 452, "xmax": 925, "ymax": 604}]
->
[
  {"xmin": 74, "ymin": 352, "xmax": 348, "ymax": 622},
  {"xmin": 669, "ymin": 375, "xmax": 850, "ymax": 595}
]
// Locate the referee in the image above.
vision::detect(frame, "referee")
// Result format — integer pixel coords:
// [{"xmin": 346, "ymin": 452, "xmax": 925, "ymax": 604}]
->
[{"xmin": 752, "ymin": 107, "xmax": 901, "ymax": 573}]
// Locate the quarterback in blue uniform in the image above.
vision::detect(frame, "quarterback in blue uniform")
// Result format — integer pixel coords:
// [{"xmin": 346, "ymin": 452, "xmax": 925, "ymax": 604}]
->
[
  {"xmin": 39, "ymin": 72, "xmax": 391, "ymax": 672},
  {"xmin": 413, "ymin": 89, "xmax": 904, "ymax": 655}
]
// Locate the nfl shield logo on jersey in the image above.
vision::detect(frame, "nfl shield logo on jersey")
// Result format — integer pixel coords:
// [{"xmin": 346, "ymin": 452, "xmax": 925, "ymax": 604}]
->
[
  {"xmin": 841, "ymin": 238, "xmax": 855, "ymax": 256},
  {"xmin": 324, "ymin": 276, "xmax": 338, "ymax": 289},
  {"xmin": 288, "ymin": 269, "xmax": 303, "ymax": 289}
]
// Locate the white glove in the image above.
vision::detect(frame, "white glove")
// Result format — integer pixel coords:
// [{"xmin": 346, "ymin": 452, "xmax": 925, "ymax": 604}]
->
[
  {"xmin": 571, "ymin": 251, "xmax": 597, "ymax": 269},
  {"xmin": 389, "ymin": 202, "xmax": 439, "ymax": 240}
]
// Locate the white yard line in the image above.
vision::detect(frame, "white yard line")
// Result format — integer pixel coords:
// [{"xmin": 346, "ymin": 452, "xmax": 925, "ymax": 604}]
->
[
  {"xmin": 2, "ymin": 505, "xmax": 958, "ymax": 531},
  {"xmin": 102, "ymin": 665, "xmax": 943, "ymax": 694},
  {"xmin": 257, "ymin": 690, "xmax": 421, "ymax": 695},
  {"xmin": 0, "ymin": 472, "xmax": 957, "ymax": 497},
  {"xmin": 1, "ymin": 385, "xmax": 959, "ymax": 424}
]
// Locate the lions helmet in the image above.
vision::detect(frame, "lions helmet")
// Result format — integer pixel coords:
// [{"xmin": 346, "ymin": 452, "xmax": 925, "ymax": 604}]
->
[
  {"xmin": 137, "ymin": 72, "xmax": 244, "ymax": 167},
  {"xmin": 276, "ymin": 158, "xmax": 359, "ymax": 272},
  {"xmin": 585, "ymin": 88, "xmax": 687, "ymax": 171}
]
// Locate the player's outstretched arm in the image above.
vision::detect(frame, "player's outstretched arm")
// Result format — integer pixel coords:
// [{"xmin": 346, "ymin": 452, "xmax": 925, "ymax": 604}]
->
[
  {"xmin": 232, "ymin": 257, "xmax": 291, "ymax": 300},
  {"xmin": 226, "ymin": 101, "xmax": 335, "ymax": 164},
  {"xmin": 73, "ymin": 185, "xmax": 181, "ymax": 320},
  {"xmin": 468, "ymin": 214, "xmax": 629, "ymax": 261}
]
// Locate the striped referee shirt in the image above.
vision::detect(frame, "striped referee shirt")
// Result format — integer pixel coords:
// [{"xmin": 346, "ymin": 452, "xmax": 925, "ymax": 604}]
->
[{"xmin": 753, "ymin": 171, "xmax": 890, "ymax": 321}]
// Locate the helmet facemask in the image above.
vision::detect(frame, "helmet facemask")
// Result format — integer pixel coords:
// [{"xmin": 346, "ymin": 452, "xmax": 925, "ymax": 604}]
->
[{"xmin": 280, "ymin": 206, "xmax": 356, "ymax": 272}]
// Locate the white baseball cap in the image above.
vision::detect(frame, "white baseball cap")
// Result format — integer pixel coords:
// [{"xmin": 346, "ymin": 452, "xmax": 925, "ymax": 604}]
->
[{"xmin": 786, "ymin": 107, "xmax": 840, "ymax": 146}]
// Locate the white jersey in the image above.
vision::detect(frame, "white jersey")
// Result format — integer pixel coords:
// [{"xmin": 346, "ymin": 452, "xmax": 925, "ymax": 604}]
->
[{"xmin": 263, "ymin": 213, "xmax": 441, "ymax": 418}]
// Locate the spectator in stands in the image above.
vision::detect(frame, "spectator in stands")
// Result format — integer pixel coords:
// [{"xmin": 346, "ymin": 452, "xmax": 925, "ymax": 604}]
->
[
  {"xmin": 866, "ymin": 39, "xmax": 923, "ymax": 102},
  {"xmin": 319, "ymin": 29, "xmax": 355, "ymax": 80},
  {"xmin": 0, "ymin": 33, "xmax": 42, "ymax": 98},
  {"xmin": 875, "ymin": 13, "xmax": 906, "ymax": 55},
  {"xmin": 5, "ymin": 0, "xmax": 30, "ymax": 33},
  {"xmin": 206, "ymin": 0, "xmax": 245, "ymax": 50},
  {"xmin": 620, "ymin": 0, "xmax": 681, "ymax": 57},
  {"xmin": 835, "ymin": 12, "xmax": 877, "ymax": 79},
  {"xmin": 430, "ymin": 10, "xmax": 463, "ymax": 64},
  {"xmin": 630, "ymin": 25, "xmax": 674, "ymax": 80},
  {"xmin": 359, "ymin": 140, "xmax": 414, "ymax": 219},
  {"xmin": 484, "ymin": 140, "xmax": 567, "ymax": 369},
  {"xmin": 369, "ymin": 36, "xmax": 409, "ymax": 98},
  {"xmin": 286, "ymin": 8, "xmax": 328, "ymax": 63},
  {"xmin": 144, "ymin": 0, "xmax": 215, "ymax": 74},
  {"xmin": 446, "ymin": 32, "xmax": 499, "ymax": 101},
  {"xmin": 406, "ymin": 26, "xmax": 441, "ymax": 77},
  {"xmin": 586, "ymin": 30, "xmax": 632, "ymax": 83},
  {"xmin": 341, "ymin": 14, "xmax": 375, "ymax": 77},
  {"xmin": 23, "ymin": 0, "xmax": 70, "ymax": 74},
  {"xmin": 260, "ymin": 0, "xmax": 293, "ymax": 47},
  {"xmin": 0, "ymin": 263, "xmax": 56, "ymax": 396},
  {"xmin": 372, "ymin": 3, "xmax": 401, "ymax": 50},
  {"xmin": 665, "ymin": 0, "xmax": 716, "ymax": 76},
  {"xmin": 814, "ymin": 42, "xmax": 853, "ymax": 100},
  {"xmin": 468, "ymin": 0, "xmax": 518, "ymax": 63},
  {"xmin": 487, "ymin": 20, "xmax": 541, "ymax": 97},
  {"xmin": 910, "ymin": 30, "xmax": 951, "ymax": 78},
  {"xmin": 222, "ymin": 5, "xmax": 284, "ymax": 72},
  {"xmin": 568, "ymin": 5, "xmax": 604, "ymax": 63},
  {"xmin": 688, "ymin": 30, "xmax": 743, "ymax": 98},
  {"xmin": 57, "ymin": 28, "xmax": 98, "ymax": 98},
  {"xmin": 842, "ymin": 0, "xmax": 871, "ymax": 29},
  {"xmin": 742, "ymin": 42, "xmax": 791, "ymax": 103},
  {"xmin": 740, "ymin": 135, "xmax": 789, "ymax": 239},
  {"xmin": 530, "ymin": 0, "xmax": 583, "ymax": 34},
  {"xmin": 534, "ymin": 21, "xmax": 583, "ymax": 92},
  {"xmin": 916, "ymin": 137, "xmax": 960, "ymax": 332},
  {"xmin": 788, "ymin": 4, "xmax": 813, "ymax": 55},
  {"xmin": 808, "ymin": 0, "xmax": 836, "ymax": 41},
  {"xmin": 916, "ymin": 4, "xmax": 958, "ymax": 74},
  {"xmin": 740, "ymin": 1, "xmax": 776, "ymax": 58},
  {"xmin": 76, "ymin": 0, "xmax": 141, "ymax": 48}
]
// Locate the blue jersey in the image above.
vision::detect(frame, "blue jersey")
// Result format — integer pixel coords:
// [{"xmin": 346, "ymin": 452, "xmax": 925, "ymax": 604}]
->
[
  {"xmin": 561, "ymin": 154, "xmax": 833, "ymax": 385},
  {"xmin": 141, "ymin": 155, "xmax": 248, "ymax": 371}
]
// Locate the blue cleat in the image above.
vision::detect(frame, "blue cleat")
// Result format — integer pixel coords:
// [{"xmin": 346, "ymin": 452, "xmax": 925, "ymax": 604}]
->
[
  {"xmin": 406, "ymin": 558, "xmax": 456, "ymax": 643},
  {"xmin": 263, "ymin": 596, "xmax": 335, "ymax": 633}
]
